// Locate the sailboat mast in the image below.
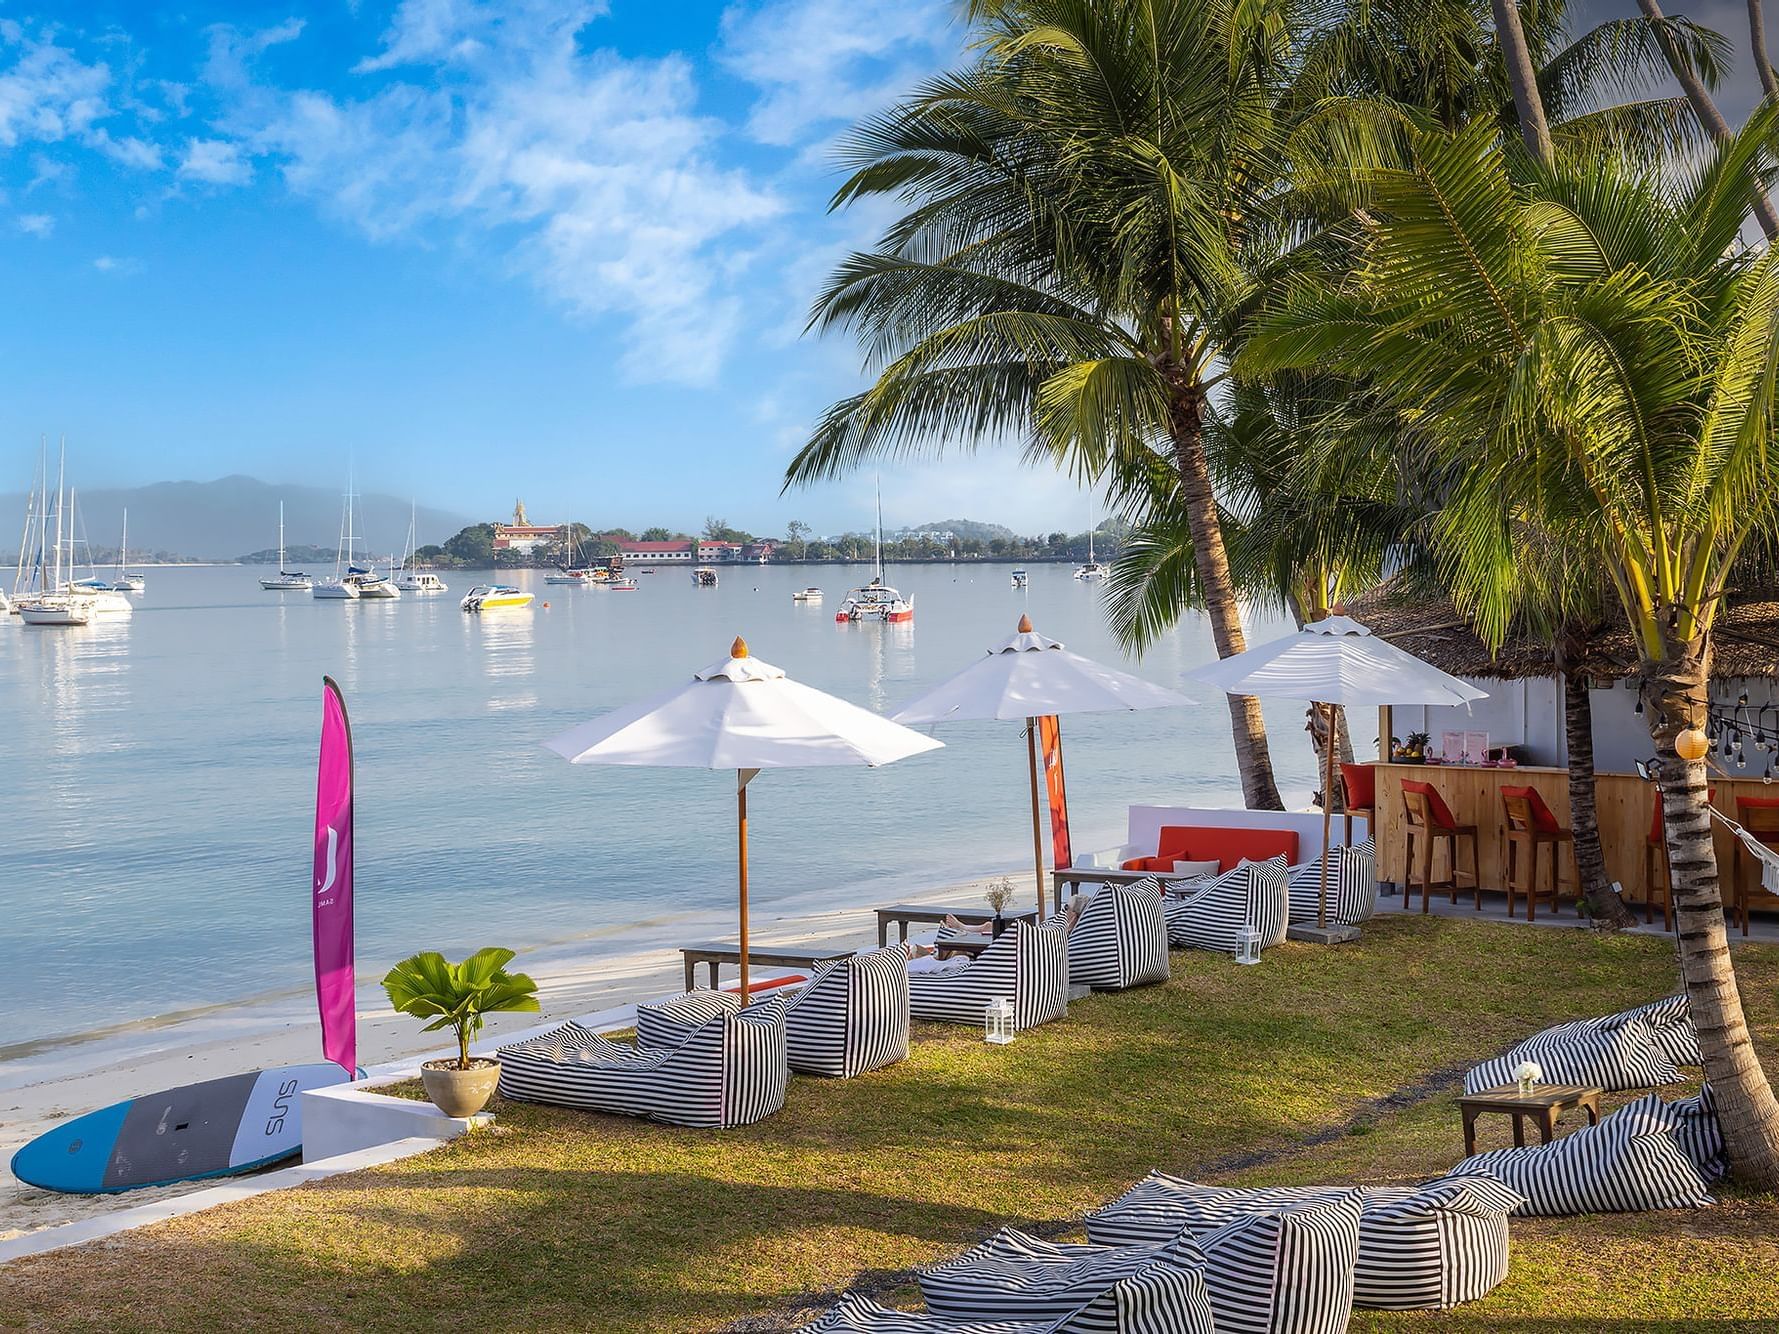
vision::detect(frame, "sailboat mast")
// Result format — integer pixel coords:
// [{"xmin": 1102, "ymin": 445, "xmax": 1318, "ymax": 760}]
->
[
  {"xmin": 53, "ymin": 439, "xmax": 65, "ymax": 591},
  {"xmin": 874, "ymin": 474, "xmax": 883, "ymax": 583},
  {"xmin": 118, "ymin": 508, "xmax": 128, "ymax": 577},
  {"xmin": 278, "ymin": 501, "xmax": 285, "ymax": 570}
]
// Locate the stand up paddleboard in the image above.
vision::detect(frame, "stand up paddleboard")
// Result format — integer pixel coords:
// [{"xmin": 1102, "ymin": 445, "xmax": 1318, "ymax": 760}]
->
[{"xmin": 10, "ymin": 1062, "xmax": 352, "ymax": 1194}]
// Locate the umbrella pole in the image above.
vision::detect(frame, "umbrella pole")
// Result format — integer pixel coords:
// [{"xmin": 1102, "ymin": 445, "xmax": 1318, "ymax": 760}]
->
[
  {"xmin": 1319, "ymin": 702, "xmax": 1336, "ymax": 930},
  {"xmin": 738, "ymin": 768, "xmax": 759, "ymax": 997},
  {"xmin": 1026, "ymin": 719, "xmax": 1047, "ymax": 921}
]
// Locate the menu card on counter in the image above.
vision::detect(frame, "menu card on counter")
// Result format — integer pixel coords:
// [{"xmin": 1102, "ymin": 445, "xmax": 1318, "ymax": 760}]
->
[{"xmin": 1440, "ymin": 730, "xmax": 1490, "ymax": 763}]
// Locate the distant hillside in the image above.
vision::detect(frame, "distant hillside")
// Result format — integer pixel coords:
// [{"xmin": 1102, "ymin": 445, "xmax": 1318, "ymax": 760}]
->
[
  {"xmin": 901, "ymin": 517, "xmax": 1022, "ymax": 543},
  {"xmin": 0, "ymin": 475, "xmax": 473, "ymax": 562}
]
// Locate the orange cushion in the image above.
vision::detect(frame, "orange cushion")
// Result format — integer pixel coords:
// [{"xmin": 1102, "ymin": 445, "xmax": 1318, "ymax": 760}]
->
[
  {"xmin": 1150, "ymin": 825, "xmax": 1299, "ymax": 873},
  {"xmin": 1500, "ymin": 784, "xmax": 1561, "ymax": 834},
  {"xmin": 1401, "ymin": 779, "xmax": 1457, "ymax": 829},
  {"xmin": 1339, "ymin": 762, "xmax": 1376, "ymax": 810},
  {"xmin": 1121, "ymin": 857, "xmax": 1170, "ymax": 873}
]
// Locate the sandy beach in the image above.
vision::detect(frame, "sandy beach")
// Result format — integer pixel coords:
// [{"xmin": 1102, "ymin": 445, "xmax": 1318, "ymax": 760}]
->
[{"xmin": 0, "ymin": 868, "xmax": 1025, "ymax": 1243}]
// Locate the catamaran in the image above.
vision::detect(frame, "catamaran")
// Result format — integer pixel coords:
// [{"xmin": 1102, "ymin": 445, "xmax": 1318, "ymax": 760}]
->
[
  {"xmin": 1074, "ymin": 522, "xmax": 1105, "ymax": 580},
  {"xmin": 260, "ymin": 502, "xmax": 312, "ymax": 590},
  {"xmin": 835, "ymin": 478, "xmax": 913, "ymax": 623},
  {"xmin": 393, "ymin": 502, "xmax": 447, "ymax": 593},
  {"xmin": 315, "ymin": 482, "xmax": 399, "ymax": 599}
]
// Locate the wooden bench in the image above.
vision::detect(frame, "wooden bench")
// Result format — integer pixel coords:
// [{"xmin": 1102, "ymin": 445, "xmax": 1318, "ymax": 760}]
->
[
  {"xmin": 678, "ymin": 942, "xmax": 854, "ymax": 993},
  {"xmin": 875, "ymin": 904, "xmax": 1038, "ymax": 946},
  {"xmin": 1457, "ymin": 1083, "xmax": 1602, "ymax": 1156}
]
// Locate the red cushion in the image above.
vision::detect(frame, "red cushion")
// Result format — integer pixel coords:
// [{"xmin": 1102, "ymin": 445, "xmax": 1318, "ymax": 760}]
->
[
  {"xmin": 1149, "ymin": 825, "xmax": 1299, "ymax": 873},
  {"xmin": 1500, "ymin": 785, "xmax": 1561, "ymax": 834},
  {"xmin": 1737, "ymin": 795, "xmax": 1779, "ymax": 812},
  {"xmin": 1340, "ymin": 763, "xmax": 1376, "ymax": 810},
  {"xmin": 1401, "ymin": 779, "xmax": 1457, "ymax": 829},
  {"xmin": 1121, "ymin": 856, "xmax": 1170, "ymax": 873},
  {"xmin": 722, "ymin": 974, "xmax": 807, "ymax": 996}
]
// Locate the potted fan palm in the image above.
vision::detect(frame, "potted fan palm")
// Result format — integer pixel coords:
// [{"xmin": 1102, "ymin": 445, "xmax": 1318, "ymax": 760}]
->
[{"xmin": 383, "ymin": 947, "xmax": 540, "ymax": 1118}]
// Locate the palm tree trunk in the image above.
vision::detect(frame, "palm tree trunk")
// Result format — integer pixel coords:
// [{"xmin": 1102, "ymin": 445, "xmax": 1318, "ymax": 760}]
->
[
  {"xmin": 1493, "ymin": 0, "xmax": 1555, "ymax": 165},
  {"xmin": 1649, "ymin": 651, "xmax": 1779, "ymax": 1186},
  {"xmin": 1306, "ymin": 702, "xmax": 1353, "ymax": 812},
  {"xmin": 1752, "ymin": 0, "xmax": 1779, "ymax": 99},
  {"xmin": 1562, "ymin": 669, "xmax": 1634, "ymax": 928},
  {"xmin": 1639, "ymin": 0, "xmax": 1779, "ymax": 239},
  {"xmin": 1167, "ymin": 379, "xmax": 1284, "ymax": 810}
]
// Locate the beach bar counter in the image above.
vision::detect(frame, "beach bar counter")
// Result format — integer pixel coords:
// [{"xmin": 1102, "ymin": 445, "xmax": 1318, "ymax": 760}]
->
[
  {"xmin": 1368, "ymin": 760, "xmax": 1779, "ymax": 921},
  {"xmin": 1348, "ymin": 579, "xmax": 1779, "ymax": 928}
]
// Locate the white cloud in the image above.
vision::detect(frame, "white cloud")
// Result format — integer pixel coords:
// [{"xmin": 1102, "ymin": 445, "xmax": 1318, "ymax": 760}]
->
[
  {"xmin": 17, "ymin": 211, "xmax": 52, "ymax": 236},
  {"xmin": 92, "ymin": 253, "xmax": 140, "ymax": 273},
  {"xmin": 717, "ymin": 0, "xmax": 959, "ymax": 147},
  {"xmin": 205, "ymin": 7, "xmax": 784, "ymax": 383},
  {"xmin": 177, "ymin": 136, "xmax": 250, "ymax": 185},
  {"xmin": 0, "ymin": 22, "xmax": 111, "ymax": 149},
  {"xmin": 88, "ymin": 128, "xmax": 162, "ymax": 170}
]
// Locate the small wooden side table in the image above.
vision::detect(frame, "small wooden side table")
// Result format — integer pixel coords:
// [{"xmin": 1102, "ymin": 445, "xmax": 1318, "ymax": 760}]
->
[{"xmin": 1458, "ymin": 1083, "xmax": 1602, "ymax": 1156}]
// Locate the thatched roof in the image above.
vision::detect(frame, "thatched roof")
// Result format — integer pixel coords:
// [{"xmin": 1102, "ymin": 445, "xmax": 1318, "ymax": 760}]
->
[{"xmin": 1343, "ymin": 580, "xmax": 1779, "ymax": 682}]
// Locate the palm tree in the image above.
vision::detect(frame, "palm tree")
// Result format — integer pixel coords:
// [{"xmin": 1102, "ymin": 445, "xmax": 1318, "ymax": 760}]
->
[
  {"xmin": 783, "ymin": 0, "xmax": 1301, "ymax": 809},
  {"xmin": 1244, "ymin": 117, "xmax": 1779, "ymax": 1182}
]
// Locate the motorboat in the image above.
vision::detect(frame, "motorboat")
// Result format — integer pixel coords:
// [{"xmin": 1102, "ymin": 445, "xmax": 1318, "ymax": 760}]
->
[
  {"xmin": 835, "ymin": 477, "xmax": 913, "ymax": 623},
  {"xmin": 396, "ymin": 571, "xmax": 449, "ymax": 594},
  {"xmin": 461, "ymin": 584, "xmax": 535, "ymax": 612},
  {"xmin": 261, "ymin": 502, "xmax": 313, "ymax": 589},
  {"xmin": 792, "ymin": 587, "xmax": 823, "ymax": 602},
  {"xmin": 692, "ymin": 566, "xmax": 719, "ymax": 587},
  {"xmin": 1011, "ymin": 569, "xmax": 1028, "ymax": 589},
  {"xmin": 607, "ymin": 577, "xmax": 638, "ymax": 591}
]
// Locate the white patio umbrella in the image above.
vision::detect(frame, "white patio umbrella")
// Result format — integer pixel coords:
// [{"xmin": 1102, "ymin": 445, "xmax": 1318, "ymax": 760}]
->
[
  {"xmin": 1187, "ymin": 615, "xmax": 1487, "ymax": 931},
  {"xmin": 891, "ymin": 614, "xmax": 1197, "ymax": 918},
  {"xmin": 544, "ymin": 636, "xmax": 943, "ymax": 993}
]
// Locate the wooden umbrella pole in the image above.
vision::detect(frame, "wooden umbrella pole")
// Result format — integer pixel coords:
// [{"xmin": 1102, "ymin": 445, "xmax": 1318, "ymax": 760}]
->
[
  {"xmin": 1319, "ymin": 702, "xmax": 1336, "ymax": 930},
  {"xmin": 1026, "ymin": 719, "xmax": 1047, "ymax": 920},
  {"xmin": 737, "ymin": 769, "xmax": 758, "ymax": 997}
]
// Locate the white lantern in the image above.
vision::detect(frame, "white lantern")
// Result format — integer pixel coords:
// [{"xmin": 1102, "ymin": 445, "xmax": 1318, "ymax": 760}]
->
[
  {"xmin": 984, "ymin": 997, "xmax": 1016, "ymax": 1045},
  {"xmin": 1234, "ymin": 928, "xmax": 1263, "ymax": 966}
]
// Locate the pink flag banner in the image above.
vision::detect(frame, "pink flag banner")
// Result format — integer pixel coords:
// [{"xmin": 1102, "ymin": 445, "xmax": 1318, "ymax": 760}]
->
[{"xmin": 312, "ymin": 677, "xmax": 357, "ymax": 1077}]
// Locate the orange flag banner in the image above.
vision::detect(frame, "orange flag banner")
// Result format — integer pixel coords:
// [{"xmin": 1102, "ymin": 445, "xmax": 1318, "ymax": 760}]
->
[{"xmin": 1039, "ymin": 715, "xmax": 1071, "ymax": 870}]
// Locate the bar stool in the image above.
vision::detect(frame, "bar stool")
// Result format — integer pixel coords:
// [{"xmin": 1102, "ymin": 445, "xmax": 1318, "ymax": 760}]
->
[
  {"xmin": 1401, "ymin": 779, "xmax": 1480, "ymax": 913},
  {"xmin": 1501, "ymin": 785, "xmax": 1571, "ymax": 922},
  {"xmin": 1729, "ymin": 796, "xmax": 1779, "ymax": 937},
  {"xmin": 1340, "ymin": 760, "xmax": 1376, "ymax": 871},
  {"xmin": 1646, "ymin": 785, "xmax": 1716, "ymax": 932}
]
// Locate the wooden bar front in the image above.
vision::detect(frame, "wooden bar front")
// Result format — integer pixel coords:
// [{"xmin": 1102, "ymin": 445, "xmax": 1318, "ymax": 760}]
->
[{"xmin": 1369, "ymin": 761, "xmax": 1779, "ymax": 914}]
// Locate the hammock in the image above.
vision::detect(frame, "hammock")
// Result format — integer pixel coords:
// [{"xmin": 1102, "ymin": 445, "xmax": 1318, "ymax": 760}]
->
[{"xmin": 1711, "ymin": 810, "xmax": 1779, "ymax": 894}]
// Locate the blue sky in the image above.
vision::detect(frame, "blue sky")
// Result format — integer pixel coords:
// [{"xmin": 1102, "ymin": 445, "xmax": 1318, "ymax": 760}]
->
[
  {"xmin": 0, "ymin": 3, "xmax": 1762, "ymax": 537},
  {"xmin": 0, "ymin": 0, "xmax": 1099, "ymax": 536}
]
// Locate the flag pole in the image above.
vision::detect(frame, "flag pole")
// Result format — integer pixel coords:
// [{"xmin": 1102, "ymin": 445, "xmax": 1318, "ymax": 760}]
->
[
  {"xmin": 737, "ymin": 768, "xmax": 758, "ymax": 997},
  {"xmin": 1319, "ymin": 701, "xmax": 1335, "ymax": 930},
  {"xmin": 1026, "ymin": 718, "xmax": 1047, "ymax": 920}
]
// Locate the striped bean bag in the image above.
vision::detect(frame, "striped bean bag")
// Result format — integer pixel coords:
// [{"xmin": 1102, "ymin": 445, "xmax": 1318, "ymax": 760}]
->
[
  {"xmin": 800, "ymin": 1294, "xmax": 1047, "ymax": 1332},
  {"xmin": 497, "ymin": 993, "xmax": 789, "ymax": 1129},
  {"xmin": 635, "ymin": 989, "xmax": 741, "ymax": 1049},
  {"xmin": 1463, "ymin": 1011, "xmax": 1684, "ymax": 1095},
  {"xmin": 1067, "ymin": 883, "xmax": 1170, "ymax": 991},
  {"xmin": 1624, "ymin": 994, "xmax": 1702, "ymax": 1068},
  {"xmin": 1086, "ymin": 1172, "xmax": 1522, "ymax": 1310},
  {"xmin": 1161, "ymin": 856, "xmax": 1289, "ymax": 954},
  {"xmin": 1447, "ymin": 1094, "xmax": 1715, "ymax": 1215},
  {"xmin": 1191, "ymin": 1191, "xmax": 1364, "ymax": 1334},
  {"xmin": 1285, "ymin": 840, "xmax": 1377, "ymax": 926},
  {"xmin": 1647, "ymin": 1085, "xmax": 1725, "ymax": 1182},
  {"xmin": 784, "ymin": 944, "xmax": 911, "ymax": 1078},
  {"xmin": 909, "ymin": 917, "xmax": 1071, "ymax": 1032},
  {"xmin": 919, "ymin": 1228, "xmax": 1214, "ymax": 1333}
]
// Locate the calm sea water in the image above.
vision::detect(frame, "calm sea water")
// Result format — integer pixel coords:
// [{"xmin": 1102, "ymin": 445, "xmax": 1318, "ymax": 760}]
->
[{"xmin": 0, "ymin": 563, "xmax": 1330, "ymax": 1048}]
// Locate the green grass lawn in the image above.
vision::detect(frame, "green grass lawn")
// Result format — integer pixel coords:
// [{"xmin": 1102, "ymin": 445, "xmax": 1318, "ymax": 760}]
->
[{"xmin": 3, "ymin": 915, "xmax": 1775, "ymax": 1332}]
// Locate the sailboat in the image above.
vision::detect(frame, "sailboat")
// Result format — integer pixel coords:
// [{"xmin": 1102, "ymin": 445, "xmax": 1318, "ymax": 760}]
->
[
  {"xmin": 314, "ymin": 482, "xmax": 400, "ymax": 600},
  {"xmin": 394, "ymin": 502, "xmax": 447, "ymax": 593},
  {"xmin": 107, "ymin": 510, "xmax": 144, "ymax": 592},
  {"xmin": 261, "ymin": 503, "xmax": 312, "ymax": 590},
  {"xmin": 1074, "ymin": 513, "xmax": 1105, "ymax": 580},
  {"xmin": 545, "ymin": 526, "xmax": 595, "ymax": 585},
  {"xmin": 58, "ymin": 489, "xmax": 133, "ymax": 616},
  {"xmin": 835, "ymin": 477, "xmax": 913, "ymax": 623},
  {"xmin": 18, "ymin": 444, "xmax": 102, "ymax": 626}
]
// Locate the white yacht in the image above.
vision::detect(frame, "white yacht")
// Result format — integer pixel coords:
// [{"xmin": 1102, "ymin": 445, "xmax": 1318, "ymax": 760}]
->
[
  {"xmin": 461, "ymin": 584, "xmax": 535, "ymax": 612},
  {"xmin": 1074, "ymin": 518, "xmax": 1105, "ymax": 580},
  {"xmin": 393, "ymin": 502, "xmax": 447, "ymax": 593},
  {"xmin": 314, "ymin": 483, "xmax": 398, "ymax": 598},
  {"xmin": 58, "ymin": 490, "xmax": 131, "ymax": 616},
  {"xmin": 106, "ymin": 509, "xmax": 145, "ymax": 592},
  {"xmin": 792, "ymin": 586, "xmax": 823, "ymax": 603},
  {"xmin": 1011, "ymin": 568, "xmax": 1028, "ymax": 588},
  {"xmin": 836, "ymin": 478, "xmax": 913, "ymax": 623},
  {"xmin": 692, "ymin": 566, "xmax": 719, "ymax": 587},
  {"xmin": 17, "ymin": 447, "xmax": 109, "ymax": 628},
  {"xmin": 260, "ymin": 503, "xmax": 313, "ymax": 590}
]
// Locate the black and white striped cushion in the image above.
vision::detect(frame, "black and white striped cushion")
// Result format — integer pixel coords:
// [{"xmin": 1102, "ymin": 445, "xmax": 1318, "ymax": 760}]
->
[
  {"xmin": 1161, "ymin": 856, "xmax": 1289, "ymax": 954},
  {"xmin": 635, "ymin": 989, "xmax": 741, "ymax": 1050},
  {"xmin": 1648, "ymin": 1085, "xmax": 1726, "ymax": 1182},
  {"xmin": 784, "ymin": 944, "xmax": 911, "ymax": 1078},
  {"xmin": 1624, "ymin": 995, "xmax": 1702, "ymax": 1068},
  {"xmin": 1285, "ymin": 840, "xmax": 1378, "ymax": 926},
  {"xmin": 919, "ymin": 1228, "xmax": 1214, "ymax": 1333},
  {"xmin": 1067, "ymin": 883, "xmax": 1170, "ymax": 991},
  {"xmin": 1464, "ymin": 1011, "xmax": 1684, "ymax": 1094},
  {"xmin": 497, "ymin": 993, "xmax": 789, "ymax": 1129},
  {"xmin": 1191, "ymin": 1191, "xmax": 1363, "ymax": 1333},
  {"xmin": 908, "ymin": 917, "xmax": 1070, "ymax": 1031},
  {"xmin": 1448, "ymin": 1094, "xmax": 1715, "ymax": 1215},
  {"xmin": 1086, "ymin": 1172, "xmax": 1520, "ymax": 1310},
  {"xmin": 798, "ymin": 1292, "xmax": 1046, "ymax": 1332}
]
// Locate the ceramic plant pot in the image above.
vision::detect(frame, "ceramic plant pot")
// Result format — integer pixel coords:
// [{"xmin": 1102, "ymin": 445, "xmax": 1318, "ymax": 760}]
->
[{"xmin": 421, "ymin": 1058, "xmax": 501, "ymax": 1118}]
